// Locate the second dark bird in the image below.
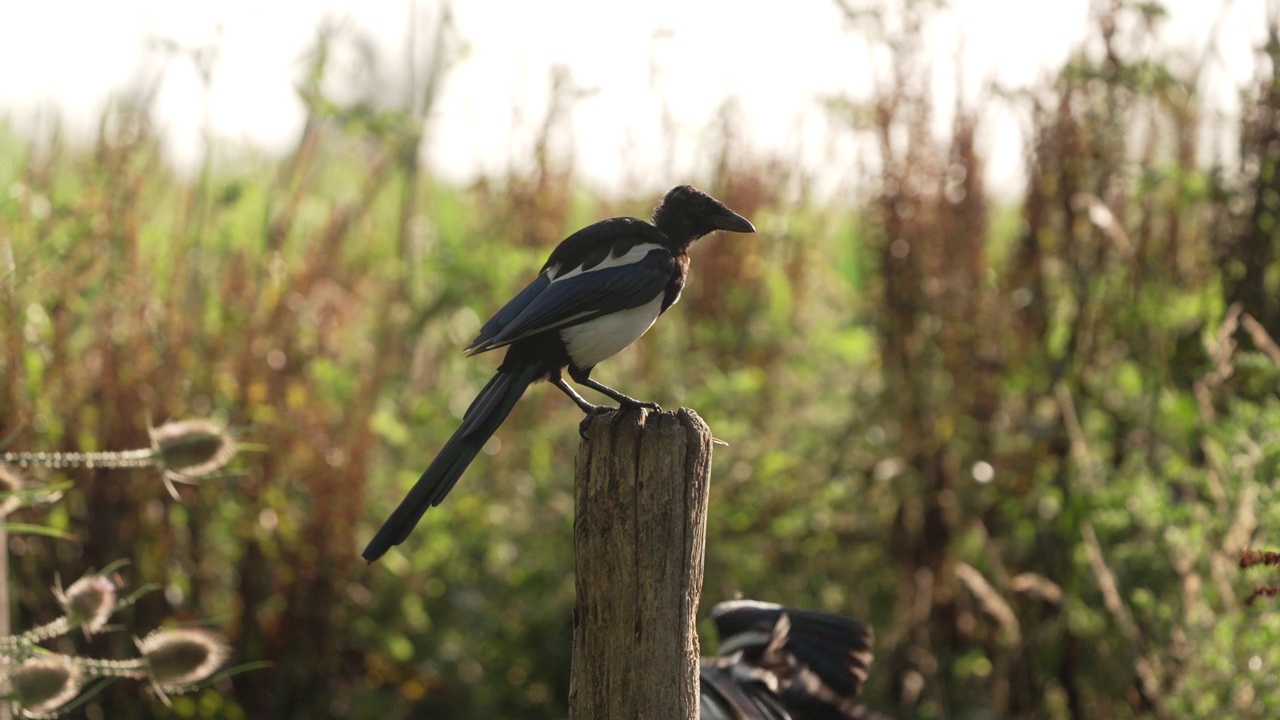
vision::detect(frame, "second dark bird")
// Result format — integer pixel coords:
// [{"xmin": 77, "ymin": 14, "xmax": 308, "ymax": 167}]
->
[
  {"xmin": 701, "ymin": 600, "xmax": 888, "ymax": 720},
  {"xmin": 363, "ymin": 185, "xmax": 755, "ymax": 561}
]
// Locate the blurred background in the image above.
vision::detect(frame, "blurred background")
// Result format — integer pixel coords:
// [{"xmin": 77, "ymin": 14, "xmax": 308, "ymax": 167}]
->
[{"xmin": 3, "ymin": 0, "xmax": 1280, "ymax": 717}]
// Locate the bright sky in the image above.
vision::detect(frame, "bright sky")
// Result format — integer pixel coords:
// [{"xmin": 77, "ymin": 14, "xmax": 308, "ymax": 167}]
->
[{"xmin": 0, "ymin": 1, "xmax": 1268, "ymax": 198}]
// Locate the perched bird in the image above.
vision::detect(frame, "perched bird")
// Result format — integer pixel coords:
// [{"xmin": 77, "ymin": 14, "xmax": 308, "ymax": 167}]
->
[
  {"xmin": 701, "ymin": 600, "xmax": 886, "ymax": 720},
  {"xmin": 363, "ymin": 186, "xmax": 755, "ymax": 561}
]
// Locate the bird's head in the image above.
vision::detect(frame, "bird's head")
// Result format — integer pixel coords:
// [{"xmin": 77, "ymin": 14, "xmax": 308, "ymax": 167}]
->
[{"xmin": 651, "ymin": 185, "xmax": 755, "ymax": 248}]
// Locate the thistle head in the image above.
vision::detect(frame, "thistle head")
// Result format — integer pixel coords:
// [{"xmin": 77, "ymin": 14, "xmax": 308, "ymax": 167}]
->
[
  {"xmin": 10, "ymin": 655, "xmax": 82, "ymax": 715},
  {"xmin": 149, "ymin": 420, "xmax": 237, "ymax": 481},
  {"xmin": 137, "ymin": 628, "xmax": 229, "ymax": 692},
  {"xmin": 55, "ymin": 573, "xmax": 118, "ymax": 636}
]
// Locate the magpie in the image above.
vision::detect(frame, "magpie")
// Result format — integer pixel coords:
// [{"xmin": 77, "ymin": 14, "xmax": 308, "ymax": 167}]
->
[
  {"xmin": 700, "ymin": 599, "xmax": 888, "ymax": 720},
  {"xmin": 363, "ymin": 185, "xmax": 755, "ymax": 562}
]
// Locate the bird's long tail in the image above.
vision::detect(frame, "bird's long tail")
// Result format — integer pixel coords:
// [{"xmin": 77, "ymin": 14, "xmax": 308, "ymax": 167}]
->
[{"xmin": 362, "ymin": 363, "xmax": 542, "ymax": 562}]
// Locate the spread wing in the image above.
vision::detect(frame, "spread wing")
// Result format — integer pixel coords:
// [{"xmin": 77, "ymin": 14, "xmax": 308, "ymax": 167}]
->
[{"xmin": 709, "ymin": 600, "xmax": 876, "ymax": 719}]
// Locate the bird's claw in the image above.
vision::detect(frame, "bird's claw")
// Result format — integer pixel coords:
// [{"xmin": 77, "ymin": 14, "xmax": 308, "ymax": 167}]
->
[
  {"xmin": 577, "ymin": 401, "xmax": 659, "ymax": 439},
  {"xmin": 578, "ymin": 405, "xmax": 612, "ymax": 439},
  {"xmin": 620, "ymin": 399, "xmax": 661, "ymax": 411}
]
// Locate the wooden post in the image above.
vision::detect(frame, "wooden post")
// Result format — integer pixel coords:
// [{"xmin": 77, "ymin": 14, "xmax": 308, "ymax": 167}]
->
[{"xmin": 569, "ymin": 407, "xmax": 713, "ymax": 720}]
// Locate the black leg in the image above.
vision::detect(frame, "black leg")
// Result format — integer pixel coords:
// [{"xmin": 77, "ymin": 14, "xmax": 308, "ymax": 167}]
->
[
  {"xmin": 555, "ymin": 378, "xmax": 615, "ymax": 438},
  {"xmin": 554, "ymin": 377, "xmax": 604, "ymax": 414},
  {"xmin": 576, "ymin": 376, "xmax": 661, "ymax": 410}
]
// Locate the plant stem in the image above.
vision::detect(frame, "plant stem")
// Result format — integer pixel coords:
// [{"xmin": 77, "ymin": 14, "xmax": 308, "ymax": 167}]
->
[
  {"xmin": 1, "ymin": 524, "xmax": 10, "ymax": 720},
  {"xmin": 0, "ymin": 449, "xmax": 156, "ymax": 470}
]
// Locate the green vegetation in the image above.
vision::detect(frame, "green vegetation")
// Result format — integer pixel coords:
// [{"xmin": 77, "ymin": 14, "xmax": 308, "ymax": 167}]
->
[{"xmin": 2, "ymin": 2, "xmax": 1280, "ymax": 718}]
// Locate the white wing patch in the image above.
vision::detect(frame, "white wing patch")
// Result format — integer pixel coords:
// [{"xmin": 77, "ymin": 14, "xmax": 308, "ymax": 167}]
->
[
  {"xmin": 716, "ymin": 630, "xmax": 778, "ymax": 657},
  {"xmin": 549, "ymin": 242, "xmax": 665, "ymax": 283},
  {"xmin": 714, "ymin": 599, "xmax": 784, "ymax": 615},
  {"xmin": 560, "ymin": 294, "xmax": 665, "ymax": 369}
]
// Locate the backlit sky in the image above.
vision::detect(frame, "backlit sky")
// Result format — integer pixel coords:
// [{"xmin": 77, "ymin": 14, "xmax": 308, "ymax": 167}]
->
[{"xmin": 0, "ymin": 1, "xmax": 1268, "ymax": 197}]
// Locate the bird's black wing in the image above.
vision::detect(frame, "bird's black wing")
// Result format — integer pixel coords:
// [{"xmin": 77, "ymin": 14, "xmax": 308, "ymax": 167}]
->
[
  {"xmin": 465, "ymin": 244, "xmax": 674, "ymax": 355},
  {"xmin": 538, "ymin": 216, "xmax": 657, "ymax": 272},
  {"xmin": 466, "ymin": 271, "xmax": 553, "ymax": 352},
  {"xmin": 711, "ymin": 600, "xmax": 875, "ymax": 716},
  {"xmin": 466, "ymin": 217, "xmax": 668, "ymax": 354}
]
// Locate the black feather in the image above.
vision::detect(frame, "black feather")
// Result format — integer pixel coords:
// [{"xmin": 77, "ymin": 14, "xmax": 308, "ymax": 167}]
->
[
  {"xmin": 362, "ymin": 362, "xmax": 542, "ymax": 561},
  {"xmin": 704, "ymin": 600, "xmax": 880, "ymax": 720}
]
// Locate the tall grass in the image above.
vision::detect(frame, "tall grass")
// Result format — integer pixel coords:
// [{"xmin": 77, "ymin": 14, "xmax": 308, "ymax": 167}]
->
[{"xmin": 2, "ymin": 2, "xmax": 1280, "ymax": 718}]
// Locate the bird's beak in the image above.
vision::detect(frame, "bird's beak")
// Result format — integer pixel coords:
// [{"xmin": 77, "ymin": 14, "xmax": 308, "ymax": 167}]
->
[{"xmin": 715, "ymin": 210, "xmax": 756, "ymax": 234}]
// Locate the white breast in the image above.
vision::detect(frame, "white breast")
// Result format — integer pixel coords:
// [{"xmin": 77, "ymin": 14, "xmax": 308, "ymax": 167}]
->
[{"xmin": 559, "ymin": 294, "xmax": 665, "ymax": 369}]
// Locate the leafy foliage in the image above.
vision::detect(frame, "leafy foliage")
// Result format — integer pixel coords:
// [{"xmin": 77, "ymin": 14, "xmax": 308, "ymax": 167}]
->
[{"xmin": 2, "ymin": 3, "xmax": 1280, "ymax": 719}]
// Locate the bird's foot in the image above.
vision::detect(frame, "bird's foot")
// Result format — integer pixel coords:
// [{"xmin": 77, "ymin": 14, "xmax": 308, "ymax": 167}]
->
[
  {"xmin": 617, "ymin": 397, "xmax": 661, "ymax": 412},
  {"xmin": 576, "ymin": 399, "xmax": 660, "ymax": 439},
  {"xmin": 578, "ymin": 404, "xmax": 613, "ymax": 439}
]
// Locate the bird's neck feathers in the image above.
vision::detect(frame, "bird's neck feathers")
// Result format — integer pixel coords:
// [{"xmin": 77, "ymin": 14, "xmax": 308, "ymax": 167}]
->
[{"xmin": 650, "ymin": 207, "xmax": 708, "ymax": 252}]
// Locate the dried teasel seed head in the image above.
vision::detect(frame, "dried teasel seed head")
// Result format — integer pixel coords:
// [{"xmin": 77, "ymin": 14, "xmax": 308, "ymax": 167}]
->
[
  {"xmin": 149, "ymin": 420, "xmax": 237, "ymax": 480},
  {"xmin": 57, "ymin": 573, "xmax": 118, "ymax": 636},
  {"xmin": 11, "ymin": 655, "xmax": 82, "ymax": 714},
  {"xmin": 0, "ymin": 464, "xmax": 22, "ymax": 517},
  {"xmin": 138, "ymin": 628, "xmax": 229, "ymax": 691}
]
